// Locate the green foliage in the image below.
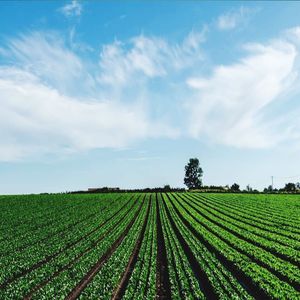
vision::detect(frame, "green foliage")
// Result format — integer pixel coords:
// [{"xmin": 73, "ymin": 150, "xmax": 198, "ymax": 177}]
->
[
  {"xmin": 0, "ymin": 192, "xmax": 299, "ymax": 299},
  {"xmin": 284, "ymin": 182, "xmax": 296, "ymax": 192},
  {"xmin": 184, "ymin": 158, "xmax": 203, "ymax": 189},
  {"xmin": 231, "ymin": 183, "xmax": 240, "ymax": 192}
]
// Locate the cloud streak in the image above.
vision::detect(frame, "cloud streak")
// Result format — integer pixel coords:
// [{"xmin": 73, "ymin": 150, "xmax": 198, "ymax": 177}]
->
[
  {"xmin": 98, "ymin": 30, "xmax": 205, "ymax": 87},
  {"xmin": 59, "ymin": 0, "xmax": 82, "ymax": 18},
  {"xmin": 217, "ymin": 6, "xmax": 256, "ymax": 31},
  {"xmin": 187, "ymin": 39, "xmax": 298, "ymax": 148},
  {"xmin": 0, "ymin": 31, "xmax": 182, "ymax": 161},
  {"xmin": 1, "ymin": 25, "xmax": 300, "ymax": 161}
]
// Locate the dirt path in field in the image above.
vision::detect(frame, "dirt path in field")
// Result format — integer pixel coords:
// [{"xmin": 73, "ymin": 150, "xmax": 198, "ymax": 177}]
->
[
  {"xmin": 155, "ymin": 193, "xmax": 172, "ymax": 300},
  {"xmin": 0, "ymin": 196, "xmax": 133, "ymax": 290},
  {"xmin": 23, "ymin": 196, "xmax": 141, "ymax": 300},
  {"xmin": 164, "ymin": 194, "xmax": 217, "ymax": 300},
  {"xmin": 65, "ymin": 196, "xmax": 146, "ymax": 300},
  {"xmin": 111, "ymin": 196, "xmax": 152, "ymax": 300},
  {"xmin": 168, "ymin": 193, "xmax": 272, "ymax": 300}
]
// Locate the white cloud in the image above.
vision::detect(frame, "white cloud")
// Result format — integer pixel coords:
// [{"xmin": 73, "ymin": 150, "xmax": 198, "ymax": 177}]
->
[
  {"xmin": 0, "ymin": 67, "xmax": 178, "ymax": 161},
  {"xmin": 217, "ymin": 6, "xmax": 255, "ymax": 31},
  {"xmin": 0, "ymin": 31, "xmax": 181, "ymax": 162},
  {"xmin": 187, "ymin": 40, "xmax": 298, "ymax": 148},
  {"xmin": 69, "ymin": 26, "xmax": 94, "ymax": 53},
  {"xmin": 285, "ymin": 26, "xmax": 300, "ymax": 45},
  {"xmin": 1, "ymin": 26, "xmax": 300, "ymax": 162},
  {"xmin": 4, "ymin": 32, "xmax": 89, "ymax": 97},
  {"xmin": 59, "ymin": 0, "xmax": 82, "ymax": 18},
  {"xmin": 98, "ymin": 30, "xmax": 205, "ymax": 86}
]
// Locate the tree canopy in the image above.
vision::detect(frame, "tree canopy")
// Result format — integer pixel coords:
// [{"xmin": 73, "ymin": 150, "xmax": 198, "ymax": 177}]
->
[
  {"xmin": 231, "ymin": 183, "xmax": 240, "ymax": 192},
  {"xmin": 184, "ymin": 158, "xmax": 203, "ymax": 189},
  {"xmin": 284, "ymin": 182, "xmax": 296, "ymax": 192}
]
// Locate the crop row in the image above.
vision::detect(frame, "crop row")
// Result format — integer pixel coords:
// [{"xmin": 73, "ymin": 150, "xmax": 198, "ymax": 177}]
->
[
  {"xmin": 0, "ymin": 194, "xmax": 126, "ymax": 258},
  {"xmin": 1, "ymin": 192, "xmax": 299, "ymax": 299},
  {"xmin": 180, "ymin": 193, "xmax": 300, "ymax": 266},
  {"xmin": 200, "ymin": 193, "xmax": 300, "ymax": 230},
  {"xmin": 0, "ymin": 194, "xmax": 142, "ymax": 299},
  {"xmin": 0, "ymin": 194, "xmax": 91, "ymax": 240},
  {"xmin": 29, "ymin": 194, "xmax": 145, "ymax": 300},
  {"xmin": 168, "ymin": 193, "xmax": 300, "ymax": 299},
  {"xmin": 75, "ymin": 194, "xmax": 150, "ymax": 299},
  {"xmin": 190, "ymin": 193, "xmax": 300, "ymax": 246},
  {"xmin": 164, "ymin": 193, "xmax": 254, "ymax": 299},
  {"xmin": 122, "ymin": 194, "xmax": 157, "ymax": 299}
]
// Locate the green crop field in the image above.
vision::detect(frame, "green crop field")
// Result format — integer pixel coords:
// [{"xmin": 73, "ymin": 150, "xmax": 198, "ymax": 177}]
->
[{"xmin": 0, "ymin": 192, "xmax": 299, "ymax": 299}]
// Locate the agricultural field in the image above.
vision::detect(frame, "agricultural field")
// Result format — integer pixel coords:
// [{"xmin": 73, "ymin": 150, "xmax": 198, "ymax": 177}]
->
[{"xmin": 0, "ymin": 192, "xmax": 300, "ymax": 299}]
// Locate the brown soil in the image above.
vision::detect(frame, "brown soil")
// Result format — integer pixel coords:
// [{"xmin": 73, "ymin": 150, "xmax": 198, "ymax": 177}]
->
[{"xmin": 155, "ymin": 193, "xmax": 172, "ymax": 299}]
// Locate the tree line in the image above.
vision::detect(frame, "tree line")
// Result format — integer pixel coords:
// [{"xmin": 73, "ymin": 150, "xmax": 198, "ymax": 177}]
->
[
  {"xmin": 184, "ymin": 158, "xmax": 300, "ymax": 193},
  {"xmin": 67, "ymin": 158, "xmax": 300, "ymax": 194}
]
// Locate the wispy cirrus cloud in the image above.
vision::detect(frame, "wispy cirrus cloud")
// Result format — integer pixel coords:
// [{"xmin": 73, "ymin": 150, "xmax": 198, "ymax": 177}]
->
[
  {"xmin": 59, "ymin": 0, "xmax": 82, "ymax": 18},
  {"xmin": 1, "ymin": 24, "xmax": 300, "ymax": 162},
  {"xmin": 0, "ymin": 30, "xmax": 203, "ymax": 161},
  {"xmin": 98, "ymin": 29, "xmax": 206, "ymax": 87},
  {"xmin": 2, "ymin": 32, "xmax": 88, "ymax": 97},
  {"xmin": 187, "ymin": 38, "xmax": 298, "ymax": 148},
  {"xmin": 216, "ymin": 6, "xmax": 257, "ymax": 31}
]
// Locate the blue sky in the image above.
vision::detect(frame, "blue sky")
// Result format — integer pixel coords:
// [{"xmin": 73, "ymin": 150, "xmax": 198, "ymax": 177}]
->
[{"xmin": 1, "ymin": 1, "xmax": 300, "ymax": 194}]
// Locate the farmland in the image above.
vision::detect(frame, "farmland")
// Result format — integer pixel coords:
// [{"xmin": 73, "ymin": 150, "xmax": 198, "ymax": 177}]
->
[{"xmin": 0, "ymin": 192, "xmax": 299, "ymax": 299}]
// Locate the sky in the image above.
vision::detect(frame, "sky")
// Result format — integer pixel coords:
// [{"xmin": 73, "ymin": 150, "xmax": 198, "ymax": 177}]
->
[{"xmin": 1, "ymin": 1, "xmax": 300, "ymax": 194}]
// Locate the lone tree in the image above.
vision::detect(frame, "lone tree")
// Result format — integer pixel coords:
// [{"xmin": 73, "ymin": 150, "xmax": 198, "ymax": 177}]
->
[
  {"xmin": 184, "ymin": 158, "xmax": 203, "ymax": 189},
  {"xmin": 231, "ymin": 183, "xmax": 240, "ymax": 192}
]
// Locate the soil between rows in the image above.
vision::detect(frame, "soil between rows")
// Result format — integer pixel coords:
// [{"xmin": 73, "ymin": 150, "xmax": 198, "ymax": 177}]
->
[
  {"xmin": 65, "ymin": 195, "xmax": 146, "ymax": 300},
  {"xmin": 111, "ymin": 196, "xmax": 152, "ymax": 300}
]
